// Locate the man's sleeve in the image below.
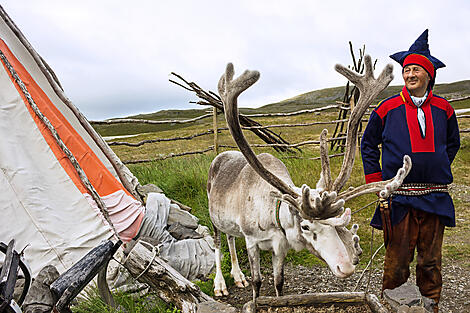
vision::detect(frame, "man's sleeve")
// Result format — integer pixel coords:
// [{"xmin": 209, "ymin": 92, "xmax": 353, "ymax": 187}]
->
[
  {"xmin": 361, "ymin": 110, "xmax": 383, "ymax": 183},
  {"xmin": 446, "ymin": 111, "xmax": 460, "ymax": 164}
]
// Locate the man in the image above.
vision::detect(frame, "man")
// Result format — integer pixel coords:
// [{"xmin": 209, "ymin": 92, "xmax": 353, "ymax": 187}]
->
[{"xmin": 360, "ymin": 29, "xmax": 460, "ymax": 312}]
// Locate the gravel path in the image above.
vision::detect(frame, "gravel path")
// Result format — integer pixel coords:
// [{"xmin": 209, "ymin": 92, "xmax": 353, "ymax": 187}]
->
[{"xmin": 219, "ymin": 263, "xmax": 470, "ymax": 312}]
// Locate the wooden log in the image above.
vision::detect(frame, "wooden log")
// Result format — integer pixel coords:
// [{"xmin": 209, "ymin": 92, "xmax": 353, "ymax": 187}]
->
[
  {"xmin": 449, "ymin": 95, "xmax": 470, "ymax": 102},
  {"xmin": 123, "ymin": 241, "xmax": 214, "ymax": 313},
  {"xmin": 169, "ymin": 72, "xmax": 296, "ymax": 153},
  {"xmin": 90, "ymin": 114, "xmax": 213, "ymax": 125},
  {"xmin": 50, "ymin": 240, "xmax": 121, "ymax": 303},
  {"xmin": 243, "ymin": 105, "xmax": 339, "ymax": 117},
  {"xmin": 124, "ymin": 147, "xmax": 214, "ymax": 164},
  {"xmin": 366, "ymin": 293, "xmax": 389, "ymax": 313},
  {"xmin": 252, "ymin": 292, "xmax": 366, "ymax": 307},
  {"xmin": 0, "ymin": 239, "xmax": 20, "ymax": 310}
]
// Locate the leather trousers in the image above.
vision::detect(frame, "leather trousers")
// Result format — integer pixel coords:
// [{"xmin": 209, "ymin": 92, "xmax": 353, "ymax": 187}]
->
[{"xmin": 382, "ymin": 208, "xmax": 444, "ymax": 312}]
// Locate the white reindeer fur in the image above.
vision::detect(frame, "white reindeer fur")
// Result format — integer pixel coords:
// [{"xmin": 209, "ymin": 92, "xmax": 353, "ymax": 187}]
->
[{"xmin": 208, "ymin": 151, "xmax": 358, "ymax": 297}]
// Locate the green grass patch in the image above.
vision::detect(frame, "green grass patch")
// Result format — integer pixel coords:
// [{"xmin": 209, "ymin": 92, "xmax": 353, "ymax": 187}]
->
[{"xmin": 72, "ymin": 285, "xmax": 180, "ymax": 313}]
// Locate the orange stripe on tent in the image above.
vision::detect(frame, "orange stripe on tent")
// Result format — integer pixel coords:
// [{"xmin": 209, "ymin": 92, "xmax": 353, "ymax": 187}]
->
[{"xmin": 0, "ymin": 39, "xmax": 133, "ymax": 199}]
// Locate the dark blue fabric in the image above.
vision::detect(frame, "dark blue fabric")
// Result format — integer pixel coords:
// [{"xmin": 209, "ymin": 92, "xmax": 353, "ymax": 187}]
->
[
  {"xmin": 361, "ymin": 88, "xmax": 460, "ymax": 229},
  {"xmin": 389, "ymin": 29, "xmax": 446, "ymax": 70}
]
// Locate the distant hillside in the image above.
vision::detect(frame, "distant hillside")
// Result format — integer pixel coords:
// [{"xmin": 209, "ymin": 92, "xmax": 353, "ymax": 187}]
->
[
  {"xmin": 262, "ymin": 79, "xmax": 470, "ymax": 112},
  {"xmin": 94, "ymin": 79, "xmax": 470, "ymax": 136}
]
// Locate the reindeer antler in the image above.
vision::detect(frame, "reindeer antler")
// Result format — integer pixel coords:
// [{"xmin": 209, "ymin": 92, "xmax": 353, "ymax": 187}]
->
[
  {"xmin": 331, "ymin": 55, "xmax": 394, "ymax": 192},
  {"xmin": 315, "ymin": 55, "xmax": 412, "ymax": 204},
  {"xmin": 219, "ymin": 58, "xmax": 408, "ymax": 222},
  {"xmin": 218, "ymin": 63, "xmax": 299, "ymax": 200}
]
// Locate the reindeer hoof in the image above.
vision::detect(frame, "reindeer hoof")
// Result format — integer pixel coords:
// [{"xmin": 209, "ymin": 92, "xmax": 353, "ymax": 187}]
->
[
  {"xmin": 235, "ymin": 279, "xmax": 249, "ymax": 288},
  {"xmin": 214, "ymin": 288, "xmax": 229, "ymax": 297}
]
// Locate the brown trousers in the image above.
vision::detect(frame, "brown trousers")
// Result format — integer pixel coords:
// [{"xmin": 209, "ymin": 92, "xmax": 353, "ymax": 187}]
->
[{"xmin": 382, "ymin": 208, "xmax": 445, "ymax": 306}]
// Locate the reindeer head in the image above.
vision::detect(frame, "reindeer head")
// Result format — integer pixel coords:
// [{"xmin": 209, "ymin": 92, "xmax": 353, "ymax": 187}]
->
[{"xmin": 218, "ymin": 56, "xmax": 411, "ymax": 277}]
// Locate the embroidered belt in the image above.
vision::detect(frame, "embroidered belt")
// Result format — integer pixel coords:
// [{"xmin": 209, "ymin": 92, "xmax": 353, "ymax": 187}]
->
[{"xmin": 392, "ymin": 183, "xmax": 449, "ymax": 196}]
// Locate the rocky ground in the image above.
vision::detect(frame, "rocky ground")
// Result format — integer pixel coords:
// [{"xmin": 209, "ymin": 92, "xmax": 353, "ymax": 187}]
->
[{"xmin": 217, "ymin": 263, "xmax": 469, "ymax": 312}]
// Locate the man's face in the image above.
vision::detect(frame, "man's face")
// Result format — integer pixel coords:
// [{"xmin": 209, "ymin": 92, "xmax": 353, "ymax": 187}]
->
[{"xmin": 402, "ymin": 64, "xmax": 431, "ymax": 97}]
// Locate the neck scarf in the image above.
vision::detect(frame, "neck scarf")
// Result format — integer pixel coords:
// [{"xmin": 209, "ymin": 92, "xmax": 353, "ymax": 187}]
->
[{"xmin": 410, "ymin": 91, "xmax": 428, "ymax": 138}]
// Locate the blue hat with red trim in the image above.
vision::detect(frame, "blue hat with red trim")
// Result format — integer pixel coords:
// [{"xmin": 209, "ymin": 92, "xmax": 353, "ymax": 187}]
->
[{"xmin": 389, "ymin": 29, "xmax": 445, "ymax": 80}]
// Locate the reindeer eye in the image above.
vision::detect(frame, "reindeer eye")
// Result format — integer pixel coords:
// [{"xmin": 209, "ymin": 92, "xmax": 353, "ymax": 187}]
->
[
  {"xmin": 301, "ymin": 225, "xmax": 310, "ymax": 231},
  {"xmin": 313, "ymin": 233, "xmax": 317, "ymax": 241}
]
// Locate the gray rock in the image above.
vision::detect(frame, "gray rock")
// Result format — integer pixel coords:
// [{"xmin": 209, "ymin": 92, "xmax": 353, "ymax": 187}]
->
[
  {"xmin": 136, "ymin": 183, "xmax": 163, "ymax": 197},
  {"xmin": 241, "ymin": 300, "xmax": 256, "ymax": 313},
  {"xmin": 168, "ymin": 222, "xmax": 203, "ymax": 240},
  {"xmin": 384, "ymin": 282, "xmax": 434, "ymax": 313},
  {"xmin": 168, "ymin": 203, "xmax": 199, "ymax": 229},
  {"xmin": 397, "ymin": 304, "xmax": 410, "ymax": 313},
  {"xmin": 408, "ymin": 307, "xmax": 428, "ymax": 313},
  {"xmin": 23, "ymin": 265, "xmax": 60, "ymax": 313},
  {"xmin": 384, "ymin": 282, "xmax": 422, "ymax": 309},
  {"xmin": 422, "ymin": 296, "xmax": 435, "ymax": 313},
  {"xmin": 197, "ymin": 300, "xmax": 237, "ymax": 313}
]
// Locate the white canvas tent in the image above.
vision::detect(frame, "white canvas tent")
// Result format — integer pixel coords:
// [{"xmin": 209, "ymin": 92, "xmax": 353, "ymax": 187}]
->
[{"xmin": 0, "ymin": 5, "xmax": 216, "ymax": 281}]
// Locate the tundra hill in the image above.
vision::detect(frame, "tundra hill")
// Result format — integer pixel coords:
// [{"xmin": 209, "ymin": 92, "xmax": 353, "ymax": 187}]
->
[
  {"xmin": 94, "ymin": 79, "xmax": 470, "ymax": 136},
  {"xmin": 261, "ymin": 79, "xmax": 470, "ymax": 112}
]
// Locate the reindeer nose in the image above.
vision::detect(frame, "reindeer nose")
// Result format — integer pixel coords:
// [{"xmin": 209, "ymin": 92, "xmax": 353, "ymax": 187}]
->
[{"xmin": 337, "ymin": 263, "xmax": 355, "ymax": 277}]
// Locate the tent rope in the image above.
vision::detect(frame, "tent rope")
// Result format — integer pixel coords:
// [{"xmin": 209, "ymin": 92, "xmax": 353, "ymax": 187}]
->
[{"xmin": 0, "ymin": 48, "xmax": 119, "ymax": 237}]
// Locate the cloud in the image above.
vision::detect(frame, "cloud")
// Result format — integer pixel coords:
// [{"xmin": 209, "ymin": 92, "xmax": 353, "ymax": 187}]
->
[{"xmin": 1, "ymin": 0, "xmax": 469, "ymax": 119}]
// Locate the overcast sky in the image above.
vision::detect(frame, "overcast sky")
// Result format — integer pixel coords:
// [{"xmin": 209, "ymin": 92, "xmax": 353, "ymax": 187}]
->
[{"xmin": 1, "ymin": 1, "xmax": 469, "ymax": 120}]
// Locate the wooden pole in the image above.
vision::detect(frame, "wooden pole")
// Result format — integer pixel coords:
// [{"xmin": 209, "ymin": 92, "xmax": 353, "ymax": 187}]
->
[
  {"xmin": 123, "ymin": 241, "xmax": 215, "ymax": 313},
  {"xmin": 213, "ymin": 107, "xmax": 219, "ymax": 155}
]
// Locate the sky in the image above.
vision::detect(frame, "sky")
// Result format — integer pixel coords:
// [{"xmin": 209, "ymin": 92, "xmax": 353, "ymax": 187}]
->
[{"xmin": 1, "ymin": 1, "xmax": 469, "ymax": 120}]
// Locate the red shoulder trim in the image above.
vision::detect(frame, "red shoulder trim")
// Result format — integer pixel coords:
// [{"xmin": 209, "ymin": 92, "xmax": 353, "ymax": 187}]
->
[
  {"xmin": 375, "ymin": 94, "xmax": 403, "ymax": 119},
  {"xmin": 431, "ymin": 96, "xmax": 454, "ymax": 119}
]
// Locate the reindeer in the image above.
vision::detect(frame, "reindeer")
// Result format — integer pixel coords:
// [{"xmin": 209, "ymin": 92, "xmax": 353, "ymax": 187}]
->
[{"xmin": 207, "ymin": 55, "xmax": 412, "ymax": 300}]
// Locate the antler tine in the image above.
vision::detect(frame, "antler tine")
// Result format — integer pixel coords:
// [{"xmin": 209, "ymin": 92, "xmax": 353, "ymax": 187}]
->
[
  {"xmin": 219, "ymin": 63, "xmax": 299, "ymax": 199},
  {"xmin": 317, "ymin": 129, "xmax": 332, "ymax": 191},
  {"xmin": 338, "ymin": 155, "xmax": 412, "ymax": 202},
  {"xmin": 332, "ymin": 55, "xmax": 394, "ymax": 193},
  {"xmin": 298, "ymin": 185, "xmax": 345, "ymax": 220}
]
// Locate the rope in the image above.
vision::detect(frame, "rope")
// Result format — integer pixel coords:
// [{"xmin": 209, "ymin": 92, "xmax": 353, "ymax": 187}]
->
[
  {"xmin": 133, "ymin": 240, "xmax": 159, "ymax": 281},
  {"xmin": 351, "ymin": 199, "xmax": 383, "ymax": 292},
  {"xmin": 353, "ymin": 241, "xmax": 384, "ymax": 291},
  {"xmin": 352, "ymin": 199, "xmax": 379, "ymax": 216}
]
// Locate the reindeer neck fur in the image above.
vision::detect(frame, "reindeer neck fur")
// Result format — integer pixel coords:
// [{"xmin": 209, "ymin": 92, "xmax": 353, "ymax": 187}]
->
[{"xmin": 278, "ymin": 195, "xmax": 307, "ymax": 252}]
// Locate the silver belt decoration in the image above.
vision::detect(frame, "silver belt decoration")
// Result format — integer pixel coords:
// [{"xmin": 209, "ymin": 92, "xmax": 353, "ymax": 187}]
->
[{"xmin": 392, "ymin": 183, "xmax": 449, "ymax": 196}]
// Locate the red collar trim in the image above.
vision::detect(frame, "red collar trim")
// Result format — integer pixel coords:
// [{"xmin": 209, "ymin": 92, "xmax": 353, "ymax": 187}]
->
[{"xmin": 401, "ymin": 86, "xmax": 433, "ymax": 107}]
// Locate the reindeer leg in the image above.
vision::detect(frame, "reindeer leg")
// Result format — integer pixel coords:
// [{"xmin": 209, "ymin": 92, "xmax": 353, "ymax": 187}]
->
[
  {"xmin": 227, "ymin": 235, "xmax": 249, "ymax": 288},
  {"xmin": 212, "ymin": 224, "xmax": 228, "ymax": 296},
  {"xmin": 272, "ymin": 250, "xmax": 287, "ymax": 296},
  {"xmin": 246, "ymin": 240, "xmax": 261, "ymax": 301}
]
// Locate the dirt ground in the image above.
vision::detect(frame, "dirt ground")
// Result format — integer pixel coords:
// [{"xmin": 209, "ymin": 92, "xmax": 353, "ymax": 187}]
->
[{"xmin": 218, "ymin": 263, "xmax": 469, "ymax": 312}]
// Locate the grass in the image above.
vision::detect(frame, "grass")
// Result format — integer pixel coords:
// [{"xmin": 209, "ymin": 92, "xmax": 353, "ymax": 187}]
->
[
  {"xmin": 75, "ymin": 86, "xmax": 470, "ymax": 312},
  {"xmin": 72, "ymin": 285, "xmax": 180, "ymax": 313}
]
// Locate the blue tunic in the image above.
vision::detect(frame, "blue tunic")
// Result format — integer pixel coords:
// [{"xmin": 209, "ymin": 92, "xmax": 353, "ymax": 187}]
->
[{"xmin": 361, "ymin": 86, "xmax": 460, "ymax": 229}]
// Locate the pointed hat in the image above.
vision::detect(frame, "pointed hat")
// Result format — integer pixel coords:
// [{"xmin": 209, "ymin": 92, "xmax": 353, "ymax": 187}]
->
[{"xmin": 390, "ymin": 29, "xmax": 445, "ymax": 80}]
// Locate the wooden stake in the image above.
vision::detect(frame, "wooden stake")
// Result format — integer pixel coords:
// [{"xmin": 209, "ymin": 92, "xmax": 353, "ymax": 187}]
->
[{"xmin": 213, "ymin": 107, "xmax": 219, "ymax": 155}]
